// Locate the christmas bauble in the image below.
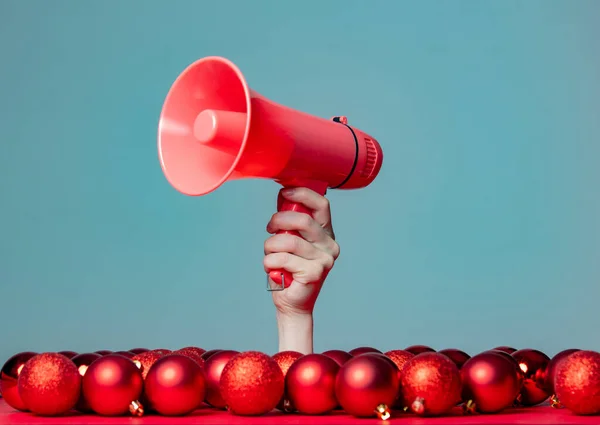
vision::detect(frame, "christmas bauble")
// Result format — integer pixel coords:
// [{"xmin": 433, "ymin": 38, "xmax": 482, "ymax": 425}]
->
[
  {"xmin": 349, "ymin": 346, "xmax": 381, "ymax": 356},
  {"xmin": 132, "ymin": 350, "xmax": 168, "ymax": 379},
  {"xmin": 493, "ymin": 346, "xmax": 517, "ymax": 354},
  {"xmin": 201, "ymin": 349, "xmax": 222, "ymax": 361},
  {"xmin": 322, "ymin": 350, "xmax": 353, "ymax": 366},
  {"xmin": 405, "ymin": 345, "xmax": 436, "ymax": 355},
  {"xmin": 335, "ymin": 352, "xmax": 399, "ymax": 417},
  {"xmin": 114, "ymin": 351, "xmax": 136, "ymax": 359},
  {"xmin": 399, "ymin": 352, "xmax": 462, "ymax": 416},
  {"xmin": 384, "ymin": 350, "xmax": 414, "ymax": 372},
  {"xmin": 94, "ymin": 350, "xmax": 113, "ymax": 356},
  {"xmin": 144, "ymin": 354, "xmax": 206, "ymax": 416},
  {"xmin": 511, "ymin": 348, "xmax": 550, "ymax": 406},
  {"xmin": 57, "ymin": 351, "xmax": 78, "ymax": 359},
  {"xmin": 17, "ymin": 353, "xmax": 81, "ymax": 416},
  {"xmin": 438, "ymin": 349, "xmax": 471, "ymax": 369},
  {"xmin": 174, "ymin": 347, "xmax": 206, "ymax": 365},
  {"xmin": 285, "ymin": 354, "xmax": 339, "ymax": 415},
  {"xmin": 220, "ymin": 351, "xmax": 284, "ymax": 416},
  {"xmin": 273, "ymin": 351, "xmax": 303, "ymax": 412},
  {"xmin": 82, "ymin": 354, "xmax": 144, "ymax": 416},
  {"xmin": 554, "ymin": 350, "xmax": 600, "ymax": 415},
  {"xmin": 484, "ymin": 350, "xmax": 524, "ymax": 387},
  {"xmin": 152, "ymin": 349, "xmax": 172, "ymax": 356},
  {"xmin": 204, "ymin": 350, "xmax": 239, "ymax": 408},
  {"xmin": 71, "ymin": 353, "xmax": 102, "ymax": 412},
  {"xmin": 460, "ymin": 351, "xmax": 521, "ymax": 413},
  {"xmin": 128, "ymin": 348, "xmax": 149, "ymax": 355},
  {"xmin": 545, "ymin": 349, "xmax": 580, "ymax": 395},
  {"xmin": 0, "ymin": 351, "xmax": 37, "ymax": 411},
  {"xmin": 178, "ymin": 346, "xmax": 206, "ymax": 356}
]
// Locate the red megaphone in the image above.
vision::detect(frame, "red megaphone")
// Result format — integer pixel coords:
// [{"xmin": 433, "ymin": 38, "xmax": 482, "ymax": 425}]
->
[{"xmin": 158, "ymin": 56, "xmax": 383, "ymax": 290}]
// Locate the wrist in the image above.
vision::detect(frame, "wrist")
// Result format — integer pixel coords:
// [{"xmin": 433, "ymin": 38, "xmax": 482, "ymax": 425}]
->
[{"xmin": 276, "ymin": 310, "xmax": 314, "ymax": 355}]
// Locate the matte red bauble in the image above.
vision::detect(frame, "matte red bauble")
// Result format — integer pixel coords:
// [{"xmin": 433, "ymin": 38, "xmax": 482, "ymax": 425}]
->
[
  {"xmin": 511, "ymin": 349, "xmax": 550, "ymax": 406},
  {"xmin": 128, "ymin": 348, "xmax": 149, "ymax": 355},
  {"xmin": 554, "ymin": 350, "xmax": 600, "ymax": 415},
  {"xmin": 335, "ymin": 352, "xmax": 399, "ymax": 417},
  {"xmin": 400, "ymin": 352, "xmax": 462, "ymax": 416},
  {"xmin": 405, "ymin": 345, "xmax": 436, "ymax": 355},
  {"xmin": 94, "ymin": 350, "xmax": 113, "ymax": 356},
  {"xmin": 349, "ymin": 347, "xmax": 381, "ymax": 356},
  {"xmin": 174, "ymin": 347, "xmax": 206, "ymax": 367},
  {"xmin": 201, "ymin": 349, "xmax": 222, "ymax": 361},
  {"xmin": 285, "ymin": 354, "xmax": 339, "ymax": 415},
  {"xmin": 545, "ymin": 349, "xmax": 580, "ymax": 395},
  {"xmin": 144, "ymin": 354, "xmax": 206, "ymax": 416},
  {"xmin": 0, "ymin": 351, "xmax": 37, "ymax": 411},
  {"xmin": 17, "ymin": 353, "xmax": 81, "ymax": 416},
  {"xmin": 493, "ymin": 346, "xmax": 517, "ymax": 354},
  {"xmin": 322, "ymin": 350, "xmax": 353, "ymax": 366},
  {"xmin": 132, "ymin": 350, "xmax": 167, "ymax": 379},
  {"xmin": 57, "ymin": 351, "xmax": 78, "ymax": 359},
  {"xmin": 204, "ymin": 350, "xmax": 239, "ymax": 408},
  {"xmin": 220, "ymin": 351, "xmax": 284, "ymax": 416},
  {"xmin": 439, "ymin": 349, "xmax": 471, "ymax": 369},
  {"xmin": 460, "ymin": 351, "xmax": 521, "ymax": 413},
  {"xmin": 82, "ymin": 354, "xmax": 144, "ymax": 416},
  {"xmin": 71, "ymin": 353, "xmax": 102, "ymax": 412}
]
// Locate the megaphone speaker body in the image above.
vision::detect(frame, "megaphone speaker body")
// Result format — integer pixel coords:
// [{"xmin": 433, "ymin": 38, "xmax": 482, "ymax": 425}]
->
[{"xmin": 158, "ymin": 56, "xmax": 383, "ymax": 289}]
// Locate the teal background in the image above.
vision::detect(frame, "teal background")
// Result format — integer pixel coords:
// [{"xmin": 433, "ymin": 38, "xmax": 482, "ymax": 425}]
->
[{"xmin": 1, "ymin": 0, "xmax": 598, "ymax": 363}]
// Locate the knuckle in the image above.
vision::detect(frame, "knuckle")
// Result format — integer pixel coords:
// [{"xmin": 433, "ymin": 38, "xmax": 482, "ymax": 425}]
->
[
  {"xmin": 321, "ymin": 254, "xmax": 335, "ymax": 271},
  {"xmin": 331, "ymin": 241, "xmax": 341, "ymax": 259},
  {"xmin": 298, "ymin": 213, "xmax": 313, "ymax": 229},
  {"xmin": 318, "ymin": 196, "xmax": 330, "ymax": 211}
]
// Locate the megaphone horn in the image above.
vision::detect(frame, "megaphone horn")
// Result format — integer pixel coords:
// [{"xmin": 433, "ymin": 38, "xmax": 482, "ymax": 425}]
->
[{"xmin": 158, "ymin": 56, "xmax": 384, "ymax": 290}]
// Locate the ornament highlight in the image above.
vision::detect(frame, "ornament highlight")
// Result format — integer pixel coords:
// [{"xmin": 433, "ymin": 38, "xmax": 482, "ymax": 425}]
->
[{"xmin": 0, "ymin": 351, "xmax": 37, "ymax": 411}]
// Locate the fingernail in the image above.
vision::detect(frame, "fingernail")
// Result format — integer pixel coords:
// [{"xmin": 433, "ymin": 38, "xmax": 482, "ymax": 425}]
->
[{"xmin": 282, "ymin": 188, "xmax": 295, "ymax": 196}]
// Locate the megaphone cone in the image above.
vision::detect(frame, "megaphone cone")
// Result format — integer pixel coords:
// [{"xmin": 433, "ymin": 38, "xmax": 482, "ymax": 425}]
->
[{"xmin": 158, "ymin": 56, "xmax": 383, "ymax": 289}]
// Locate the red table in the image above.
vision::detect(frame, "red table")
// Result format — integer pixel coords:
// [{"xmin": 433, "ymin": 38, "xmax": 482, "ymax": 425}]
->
[{"xmin": 0, "ymin": 400, "xmax": 597, "ymax": 425}]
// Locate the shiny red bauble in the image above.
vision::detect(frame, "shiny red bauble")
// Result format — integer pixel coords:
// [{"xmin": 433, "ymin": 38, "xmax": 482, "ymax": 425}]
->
[
  {"xmin": 201, "ymin": 349, "xmax": 222, "ymax": 360},
  {"xmin": 204, "ymin": 350, "xmax": 239, "ymax": 408},
  {"xmin": 17, "ymin": 353, "xmax": 81, "ymax": 416},
  {"xmin": 114, "ymin": 351, "xmax": 135, "ymax": 359},
  {"xmin": 439, "ymin": 349, "xmax": 471, "ymax": 369},
  {"xmin": 82, "ymin": 354, "xmax": 144, "ymax": 416},
  {"xmin": 94, "ymin": 350, "xmax": 113, "ymax": 356},
  {"xmin": 0, "ymin": 351, "xmax": 37, "ymax": 411},
  {"xmin": 400, "ymin": 352, "xmax": 462, "ymax": 416},
  {"xmin": 460, "ymin": 351, "xmax": 522, "ymax": 413},
  {"xmin": 220, "ymin": 351, "xmax": 284, "ymax": 416},
  {"xmin": 554, "ymin": 350, "xmax": 600, "ymax": 415},
  {"xmin": 128, "ymin": 348, "xmax": 149, "ymax": 355},
  {"xmin": 335, "ymin": 351, "xmax": 399, "ymax": 417},
  {"xmin": 57, "ymin": 351, "xmax": 78, "ymax": 359},
  {"xmin": 493, "ymin": 346, "xmax": 517, "ymax": 354},
  {"xmin": 322, "ymin": 350, "xmax": 353, "ymax": 366},
  {"xmin": 511, "ymin": 348, "xmax": 550, "ymax": 406},
  {"xmin": 405, "ymin": 345, "xmax": 436, "ymax": 355},
  {"xmin": 285, "ymin": 354, "xmax": 339, "ymax": 415},
  {"xmin": 348, "ymin": 346, "xmax": 381, "ymax": 356},
  {"xmin": 545, "ymin": 348, "xmax": 580, "ymax": 394},
  {"xmin": 132, "ymin": 350, "xmax": 167, "ymax": 380},
  {"xmin": 144, "ymin": 354, "xmax": 206, "ymax": 416},
  {"xmin": 71, "ymin": 353, "xmax": 102, "ymax": 412}
]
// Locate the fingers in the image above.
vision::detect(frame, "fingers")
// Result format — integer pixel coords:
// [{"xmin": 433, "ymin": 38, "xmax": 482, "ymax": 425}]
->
[
  {"xmin": 278, "ymin": 188, "xmax": 334, "ymax": 236},
  {"xmin": 263, "ymin": 251, "xmax": 334, "ymax": 284},
  {"xmin": 264, "ymin": 233, "xmax": 321, "ymax": 259}
]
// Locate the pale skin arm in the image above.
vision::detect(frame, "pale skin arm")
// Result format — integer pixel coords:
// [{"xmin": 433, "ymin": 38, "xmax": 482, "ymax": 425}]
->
[{"xmin": 264, "ymin": 188, "xmax": 340, "ymax": 354}]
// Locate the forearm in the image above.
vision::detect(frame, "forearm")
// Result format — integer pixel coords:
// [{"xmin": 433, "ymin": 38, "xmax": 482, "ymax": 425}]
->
[{"xmin": 276, "ymin": 311, "xmax": 314, "ymax": 354}]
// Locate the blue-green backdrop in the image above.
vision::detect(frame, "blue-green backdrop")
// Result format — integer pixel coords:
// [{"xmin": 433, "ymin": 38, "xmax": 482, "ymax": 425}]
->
[{"xmin": 1, "ymin": 0, "xmax": 598, "ymax": 362}]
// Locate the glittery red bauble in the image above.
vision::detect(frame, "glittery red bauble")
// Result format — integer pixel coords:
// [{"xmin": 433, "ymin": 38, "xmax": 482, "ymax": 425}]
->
[
  {"xmin": 132, "ymin": 350, "xmax": 168, "ymax": 379},
  {"xmin": 545, "ymin": 349, "xmax": 580, "ymax": 394},
  {"xmin": 439, "ymin": 349, "xmax": 471, "ymax": 369},
  {"xmin": 399, "ymin": 352, "xmax": 462, "ymax": 416},
  {"xmin": 201, "ymin": 349, "xmax": 222, "ymax": 360},
  {"xmin": 348, "ymin": 347, "xmax": 381, "ymax": 356},
  {"xmin": 493, "ymin": 346, "xmax": 517, "ymax": 354},
  {"xmin": 144, "ymin": 354, "xmax": 206, "ymax": 416},
  {"xmin": 153, "ymin": 349, "xmax": 172, "ymax": 356},
  {"xmin": 554, "ymin": 350, "xmax": 600, "ymax": 415},
  {"xmin": 460, "ymin": 351, "xmax": 521, "ymax": 413},
  {"xmin": 511, "ymin": 348, "xmax": 550, "ymax": 406},
  {"xmin": 94, "ymin": 350, "xmax": 113, "ymax": 356},
  {"xmin": 82, "ymin": 354, "xmax": 143, "ymax": 416},
  {"xmin": 335, "ymin": 352, "xmax": 399, "ymax": 417},
  {"xmin": 273, "ymin": 351, "xmax": 303, "ymax": 412},
  {"xmin": 178, "ymin": 346, "xmax": 206, "ymax": 357},
  {"xmin": 384, "ymin": 350, "xmax": 414, "ymax": 372},
  {"xmin": 405, "ymin": 345, "xmax": 436, "ymax": 355},
  {"xmin": 204, "ymin": 350, "xmax": 239, "ymax": 408},
  {"xmin": 57, "ymin": 351, "xmax": 78, "ymax": 359},
  {"xmin": 0, "ymin": 351, "xmax": 37, "ymax": 411},
  {"xmin": 220, "ymin": 351, "xmax": 284, "ymax": 416},
  {"xmin": 174, "ymin": 347, "xmax": 206, "ymax": 367},
  {"xmin": 71, "ymin": 353, "xmax": 102, "ymax": 412},
  {"xmin": 17, "ymin": 353, "xmax": 81, "ymax": 416},
  {"xmin": 285, "ymin": 354, "xmax": 339, "ymax": 415},
  {"xmin": 322, "ymin": 350, "xmax": 353, "ymax": 366},
  {"xmin": 128, "ymin": 348, "xmax": 149, "ymax": 355}
]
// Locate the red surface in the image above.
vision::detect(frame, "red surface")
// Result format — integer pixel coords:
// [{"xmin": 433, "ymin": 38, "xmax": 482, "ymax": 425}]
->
[{"xmin": 0, "ymin": 400, "xmax": 598, "ymax": 424}]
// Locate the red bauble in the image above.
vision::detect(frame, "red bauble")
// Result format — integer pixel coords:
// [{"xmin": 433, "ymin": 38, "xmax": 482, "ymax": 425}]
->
[
  {"xmin": 82, "ymin": 354, "xmax": 144, "ymax": 416},
  {"xmin": 349, "ymin": 347, "xmax": 381, "ymax": 356},
  {"xmin": 554, "ymin": 350, "xmax": 600, "ymax": 415},
  {"xmin": 129, "ymin": 348, "xmax": 149, "ymax": 354},
  {"xmin": 335, "ymin": 352, "xmax": 399, "ymax": 417},
  {"xmin": 384, "ymin": 350, "xmax": 414, "ymax": 372},
  {"xmin": 273, "ymin": 351, "xmax": 303, "ymax": 412},
  {"xmin": 405, "ymin": 345, "xmax": 436, "ymax": 355},
  {"xmin": 484, "ymin": 350, "xmax": 524, "ymax": 387},
  {"xmin": 511, "ymin": 348, "xmax": 550, "ymax": 406},
  {"xmin": 174, "ymin": 347, "xmax": 206, "ymax": 367},
  {"xmin": 114, "ymin": 351, "xmax": 135, "ymax": 359},
  {"xmin": 204, "ymin": 350, "xmax": 239, "ymax": 408},
  {"xmin": 132, "ymin": 349, "xmax": 168, "ymax": 379},
  {"xmin": 220, "ymin": 351, "xmax": 284, "ymax": 416},
  {"xmin": 144, "ymin": 354, "xmax": 206, "ymax": 416},
  {"xmin": 153, "ymin": 349, "xmax": 172, "ymax": 356},
  {"xmin": 545, "ymin": 349, "xmax": 580, "ymax": 394},
  {"xmin": 0, "ymin": 351, "xmax": 37, "ymax": 411},
  {"xmin": 285, "ymin": 354, "xmax": 339, "ymax": 415},
  {"xmin": 438, "ymin": 349, "xmax": 471, "ymax": 369},
  {"xmin": 71, "ymin": 353, "xmax": 102, "ymax": 412},
  {"xmin": 493, "ymin": 346, "xmax": 517, "ymax": 354},
  {"xmin": 57, "ymin": 351, "xmax": 78, "ymax": 359},
  {"xmin": 322, "ymin": 350, "xmax": 353, "ymax": 366},
  {"xmin": 201, "ymin": 349, "xmax": 222, "ymax": 360},
  {"xmin": 94, "ymin": 350, "xmax": 113, "ymax": 356},
  {"xmin": 17, "ymin": 353, "xmax": 81, "ymax": 416},
  {"xmin": 399, "ymin": 352, "xmax": 462, "ymax": 416},
  {"xmin": 460, "ymin": 351, "xmax": 521, "ymax": 413}
]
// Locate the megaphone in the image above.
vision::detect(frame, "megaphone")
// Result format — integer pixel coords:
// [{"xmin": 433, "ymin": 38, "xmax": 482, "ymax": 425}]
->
[{"xmin": 158, "ymin": 56, "xmax": 383, "ymax": 290}]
